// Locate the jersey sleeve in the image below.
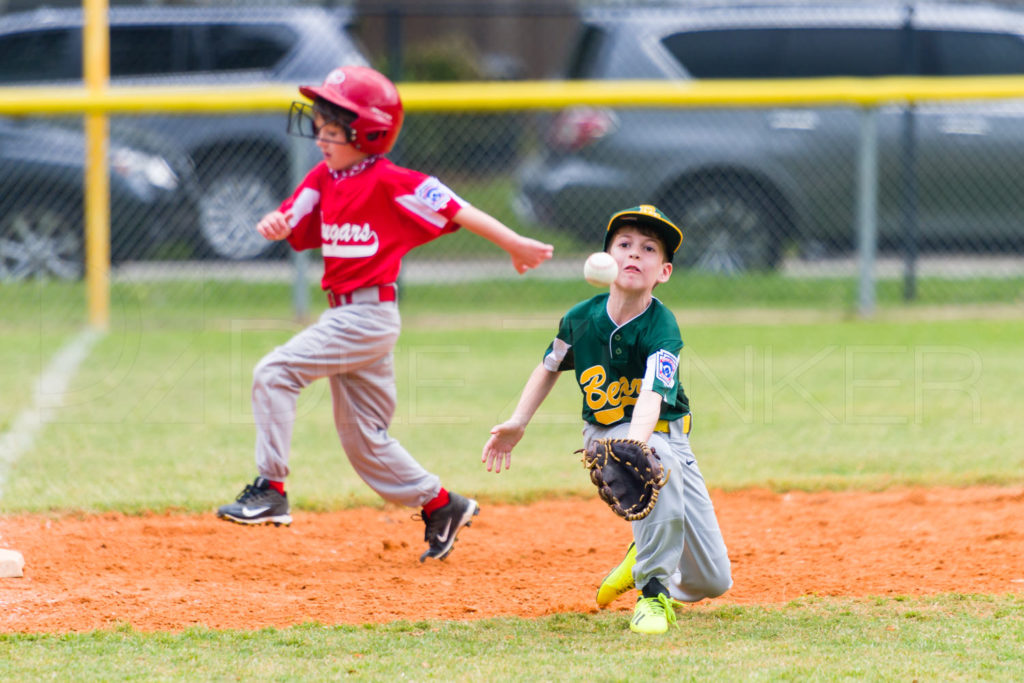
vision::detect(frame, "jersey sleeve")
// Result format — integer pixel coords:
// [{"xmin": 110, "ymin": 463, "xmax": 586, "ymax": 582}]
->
[
  {"xmin": 281, "ymin": 163, "xmax": 325, "ymax": 251},
  {"xmin": 542, "ymin": 314, "xmax": 577, "ymax": 372},
  {"xmin": 393, "ymin": 174, "xmax": 469, "ymax": 234},
  {"xmin": 640, "ymin": 347, "xmax": 682, "ymax": 401},
  {"xmin": 639, "ymin": 308, "xmax": 684, "ymax": 401}
]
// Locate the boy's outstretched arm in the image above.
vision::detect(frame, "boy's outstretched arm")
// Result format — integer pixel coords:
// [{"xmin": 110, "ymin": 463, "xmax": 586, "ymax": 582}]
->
[
  {"xmin": 454, "ymin": 205, "xmax": 554, "ymax": 273},
  {"xmin": 626, "ymin": 390, "xmax": 664, "ymax": 443},
  {"xmin": 483, "ymin": 363, "xmax": 561, "ymax": 472}
]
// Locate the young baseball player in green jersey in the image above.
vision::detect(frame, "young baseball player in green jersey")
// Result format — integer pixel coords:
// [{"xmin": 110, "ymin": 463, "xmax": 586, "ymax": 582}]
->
[{"xmin": 482, "ymin": 205, "xmax": 732, "ymax": 635}]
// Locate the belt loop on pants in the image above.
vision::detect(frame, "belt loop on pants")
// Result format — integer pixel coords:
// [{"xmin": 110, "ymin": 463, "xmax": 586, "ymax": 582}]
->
[{"xmin": 327, "ymin": 283, "xmax": 397, "ymax": 307}]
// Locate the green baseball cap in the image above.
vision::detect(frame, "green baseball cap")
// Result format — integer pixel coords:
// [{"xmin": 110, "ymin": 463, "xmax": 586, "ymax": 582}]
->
[{"xmin": 603, "ymin": 205, "xmax": 684, "ymax": 262}]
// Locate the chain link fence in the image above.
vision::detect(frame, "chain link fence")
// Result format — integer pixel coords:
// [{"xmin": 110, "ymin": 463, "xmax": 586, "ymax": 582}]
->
[
  {"xmin": 4, "ymin": 105, "xmax": 1024, "ymax": 319},
  {"xmin": 2, "ymin": 2, "xmax": 1024, "ymax": 324}
]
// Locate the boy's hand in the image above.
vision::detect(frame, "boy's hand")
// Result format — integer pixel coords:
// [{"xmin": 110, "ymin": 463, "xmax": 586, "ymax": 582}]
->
[
  {"xmin": 509, "ymin": 236, "xmax": 554, "ymax": 274},
  {"xmin": 482, "ymin": 421, "xmax": 526, "ymax": 472},
  {"xmin": 256, "ymin": 210, "xmax": 293, "ymax": 241}
]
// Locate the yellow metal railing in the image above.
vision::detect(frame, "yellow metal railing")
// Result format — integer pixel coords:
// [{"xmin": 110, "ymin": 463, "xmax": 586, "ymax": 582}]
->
[
  {"xmin": 4, "ymin": 76, "xmax": 1024, "ymax": 116},
  {"xmin": 83, "ymin": 0, "xmax": 109, "ymax": 329}
]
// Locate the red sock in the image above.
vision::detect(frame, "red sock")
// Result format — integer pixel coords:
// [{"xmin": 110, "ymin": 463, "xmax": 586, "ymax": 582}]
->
[
  {"xmin": 422, "ymin": 488, "xmax": 449, "ymax": 515},
  {"xmin": 267, "ymin": 479, "xmax": 285, "ymax": 496}
]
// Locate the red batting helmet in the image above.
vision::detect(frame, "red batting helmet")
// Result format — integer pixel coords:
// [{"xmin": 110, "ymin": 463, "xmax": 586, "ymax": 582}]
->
[{"xmin": 299, "ymin": 66, "xmax": 404, "ymax": 155}]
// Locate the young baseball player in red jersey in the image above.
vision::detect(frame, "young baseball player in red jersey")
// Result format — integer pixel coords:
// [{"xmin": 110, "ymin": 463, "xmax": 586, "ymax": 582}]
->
[{"xmin": 216, "ymin": 66, "xmax": 553, "ymax": 562}]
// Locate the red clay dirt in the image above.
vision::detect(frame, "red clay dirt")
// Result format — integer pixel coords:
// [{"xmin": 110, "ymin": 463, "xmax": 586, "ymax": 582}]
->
[{"xmin": 3, "ymin": 485, "xmax": 1024, "ymax": 633}]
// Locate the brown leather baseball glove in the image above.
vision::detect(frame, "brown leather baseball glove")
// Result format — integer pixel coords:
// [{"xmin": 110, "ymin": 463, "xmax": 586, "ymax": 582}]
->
[{"xmin": 578, "ymin": 438, "xmax": 669, "ymax": 521}]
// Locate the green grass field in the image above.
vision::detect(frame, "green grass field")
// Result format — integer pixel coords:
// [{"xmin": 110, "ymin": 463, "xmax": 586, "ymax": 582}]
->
[
  {"xmin": 2, "ymin": 595, "xmax": 1022, "ymax": 681},
  {"xmin": 2, "ymin": 280, "xmax": 1023, "ymax": 679}
]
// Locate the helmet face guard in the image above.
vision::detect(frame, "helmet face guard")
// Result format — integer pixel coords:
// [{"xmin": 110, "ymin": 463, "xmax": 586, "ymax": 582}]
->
[{"xmin": 287, "ymin": 101, "xmax": 357, "ymax": 144}]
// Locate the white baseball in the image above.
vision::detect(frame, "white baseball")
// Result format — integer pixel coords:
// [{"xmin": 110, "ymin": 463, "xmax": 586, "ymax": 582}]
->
[{"xmin": 584, "ymin": 251, "xmax": 618, "ymax": 287}]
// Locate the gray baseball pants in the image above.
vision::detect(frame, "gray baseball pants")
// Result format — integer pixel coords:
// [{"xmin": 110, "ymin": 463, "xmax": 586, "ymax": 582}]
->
[
  {"xmin": 583, "ymin": 417, "xmax": 733, "ymax": 602},
  {"xmin": 251, "ymin": 301, "xmax": 441, "ymax": 507}
]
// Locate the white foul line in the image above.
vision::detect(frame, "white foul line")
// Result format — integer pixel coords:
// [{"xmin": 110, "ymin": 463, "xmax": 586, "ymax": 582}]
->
[{"xmin": 0, "ymin": 328, "xmax": 102, "ymax": 499}]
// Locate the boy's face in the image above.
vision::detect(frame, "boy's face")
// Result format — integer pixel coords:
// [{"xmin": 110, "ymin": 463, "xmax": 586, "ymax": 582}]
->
[
  {"xmin": 314, "ymin": 114, "xmax": 369, "ymax": 171},
  {"xmin": 606, "ymin": 225, "xmax": 672, "ymax": 292}
]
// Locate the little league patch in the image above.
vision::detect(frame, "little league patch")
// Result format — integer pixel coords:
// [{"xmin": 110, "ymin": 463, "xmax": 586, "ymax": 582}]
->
[{"xmin": 655, "ymin": 350, "xmax": 677, "ymax": 388}]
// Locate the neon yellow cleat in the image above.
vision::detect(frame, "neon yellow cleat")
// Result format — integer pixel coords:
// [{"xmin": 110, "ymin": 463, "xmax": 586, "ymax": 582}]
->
[
  {"xmin": 629, "ymin": 593, "xmax": 679, "ymax": 635},
  {"xmin": 596, "ymin": 541, "xmax": 637, "ymax": 608}
]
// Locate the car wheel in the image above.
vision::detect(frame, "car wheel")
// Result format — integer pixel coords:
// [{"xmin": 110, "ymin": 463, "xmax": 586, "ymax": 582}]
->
[
  {"xmin": 663, "ymin": 180, "xmax": 784, "ymax": 273},
  {"xmin": 198, "ymin": 170, "xmax": 279, "ymax": 260},
  {"xmin": 0, "ymin": 204, "xmax": 82, "ymax": 280}
]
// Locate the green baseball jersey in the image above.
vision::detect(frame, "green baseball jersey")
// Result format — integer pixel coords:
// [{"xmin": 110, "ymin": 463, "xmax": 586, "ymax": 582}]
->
[{"xmin": 543, "ymin": 294, "xmax": 690, "ymax": 427}]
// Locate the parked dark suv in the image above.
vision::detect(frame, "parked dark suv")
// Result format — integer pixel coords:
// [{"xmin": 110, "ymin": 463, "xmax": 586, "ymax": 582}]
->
[
  {"xmin": 515, "ymin": 2, "xmax": 1024, "ymax": 272},
  {"xmin": 0, "ymin": 6, "xmax": 369, "ymax": 260},
  {"xmin": 0, "ymin": 116, "xmax": 197, "ymax": 280}
]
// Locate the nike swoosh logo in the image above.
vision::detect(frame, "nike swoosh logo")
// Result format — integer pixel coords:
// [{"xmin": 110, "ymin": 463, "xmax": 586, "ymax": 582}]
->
[
  {"xmin": 435, "ymin": 518, "xmax": 454, "ymax": 544},
  {"xmin": 242, "ymin": 505, "xmax": 271, "ymax": 517}
]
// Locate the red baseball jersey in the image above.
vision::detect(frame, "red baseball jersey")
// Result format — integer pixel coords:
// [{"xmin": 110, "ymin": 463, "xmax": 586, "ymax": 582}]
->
[{"xmin": 280, "ymin": 157, "xmax": 467, "ymax": 295}]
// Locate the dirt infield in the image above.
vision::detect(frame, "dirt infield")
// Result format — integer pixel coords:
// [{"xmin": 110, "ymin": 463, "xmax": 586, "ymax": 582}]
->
[{"xmin": 3, "ymin": 485, "xmax": 1024, "ymax": 633}]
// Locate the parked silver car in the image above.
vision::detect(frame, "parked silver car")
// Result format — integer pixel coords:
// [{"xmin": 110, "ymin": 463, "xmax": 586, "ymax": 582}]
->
[
  {"xmin": 515, "ymin": 2, "xmax": 1024, "ymax": 272},
  {"xmin": 0, "ymin": 5, "xmax": 369, "ymax": 260}
]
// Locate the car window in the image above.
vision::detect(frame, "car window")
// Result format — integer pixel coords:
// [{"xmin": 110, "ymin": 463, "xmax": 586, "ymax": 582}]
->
[
  {"xmin": 207, "ymin": 24, "xmax": 293, "ymax": 72},
  {"xmin": 662, "ymin": 27, "xmax": 905, "ymax": 78},
  {"xmin": 566, "ymin": 25, "xmax": 607, "ymax": 79},
  {"xmin": 918, "ymin": 29, "xmax": 1024, "ymax": 75},
  {"xmin": 111, "ymin": 26, "xmax": 197, "ymax": 76},
  {"xmin": 0, "ymin": 29, "xmax": 78, "ymax": 81},
  {"xmin": 778, "ymin": 28, "xmax": 905, "ymax": 77},
  {"xmin": 0, "ymin": 22, "xmax": 294, "ymax": 82},
  {"xmin": 662, "ymin": 28, "xmax": 784, "ymax": 78}
]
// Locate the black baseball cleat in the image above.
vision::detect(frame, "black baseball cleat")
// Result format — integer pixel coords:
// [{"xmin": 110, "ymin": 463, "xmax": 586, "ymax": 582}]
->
[
  {"xmin": 419, "ymin": 492, "xmax": 480, "ymax": 562},
  {"xmin": 216, "ymin": 476, "xmax": 292, "ymax": 526}
]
